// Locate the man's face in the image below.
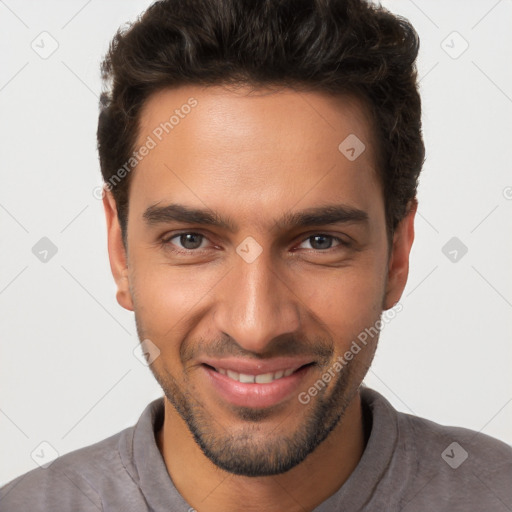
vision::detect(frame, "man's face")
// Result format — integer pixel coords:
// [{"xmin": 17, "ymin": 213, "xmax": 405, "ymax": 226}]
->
[{"xmin": 105, "ymin": 85, "xmax": 412, "ymax": 476}]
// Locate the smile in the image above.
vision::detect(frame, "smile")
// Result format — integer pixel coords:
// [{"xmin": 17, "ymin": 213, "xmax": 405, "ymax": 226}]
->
[
  {"xmin": 210, "ymin": 366, "xmax": 300, "ymax": 383},
  {"xmin": 200, "ymin": 358, "xmax": 316, "ymax": 408}
]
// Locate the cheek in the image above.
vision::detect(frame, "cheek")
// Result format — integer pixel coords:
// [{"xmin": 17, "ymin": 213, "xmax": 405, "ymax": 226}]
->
[
  {"xmin": 129, "ymin": 253, "xmax": 223, "ymax": 341},
  {"xmin": 293, "ymin": 256, "xmax": 387, "ymax": 342}
]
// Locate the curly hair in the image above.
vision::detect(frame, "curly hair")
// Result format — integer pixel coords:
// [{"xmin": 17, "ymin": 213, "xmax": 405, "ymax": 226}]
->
[{"xmin": 97, "ymin": 0, "xmax": 425, "ymax": 242}]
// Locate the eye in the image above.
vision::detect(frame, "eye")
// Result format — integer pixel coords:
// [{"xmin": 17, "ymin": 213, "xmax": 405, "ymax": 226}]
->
[
  {"xmin": 297, "ymin": 234, "xmax": 346, "ymax": 251},
  {"xmin": 163, "ymin": 232, "xmax": 209, "ymax": 251}
]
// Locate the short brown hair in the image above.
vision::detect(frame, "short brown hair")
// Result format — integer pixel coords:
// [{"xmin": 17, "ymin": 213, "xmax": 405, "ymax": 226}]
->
[{"xmin": 97, "ymin": 0, "xmax": 425, "ymax": 241}]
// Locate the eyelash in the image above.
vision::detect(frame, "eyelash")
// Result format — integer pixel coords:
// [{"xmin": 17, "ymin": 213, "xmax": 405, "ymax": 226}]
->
[{"xmin": 159, "ymin": 231, "xmax": 351, "ymax": 254}]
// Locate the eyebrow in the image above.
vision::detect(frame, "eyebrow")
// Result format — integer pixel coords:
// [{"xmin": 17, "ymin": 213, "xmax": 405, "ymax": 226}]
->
[{"xmin": 142, "ymin": 202, "xmax": 369, "ymax": 232}]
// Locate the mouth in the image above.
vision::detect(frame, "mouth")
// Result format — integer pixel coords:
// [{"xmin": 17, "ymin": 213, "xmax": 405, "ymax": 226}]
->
[
  {"xmin": 203, "ymin": 363, "xmax": 314, "ymax": 383},
  {"xmin": 200, "ymin": 358, "xmax": 316, "ymax": 409}
]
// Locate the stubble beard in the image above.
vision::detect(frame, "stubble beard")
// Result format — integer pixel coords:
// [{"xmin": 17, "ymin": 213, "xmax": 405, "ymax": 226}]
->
[{"xmin": 139, "ymin": 330, "xmax": 377, "ymax": 477}]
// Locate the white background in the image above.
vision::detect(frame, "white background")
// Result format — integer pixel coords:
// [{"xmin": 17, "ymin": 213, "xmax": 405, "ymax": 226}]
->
[{"xmin": 1, "ymin": 0, "xmax": 511, "ymax": 486}]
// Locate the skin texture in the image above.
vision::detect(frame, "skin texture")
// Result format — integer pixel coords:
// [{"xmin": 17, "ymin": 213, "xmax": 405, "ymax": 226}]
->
[{"xmin": 103, "ymin": 84, "xmax": 416, "ymax": 512}]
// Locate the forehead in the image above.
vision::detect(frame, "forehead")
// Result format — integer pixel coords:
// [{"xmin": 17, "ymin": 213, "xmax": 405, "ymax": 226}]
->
[
  {"xmin": 137, "ymin": 84, "xmax": 376, "ymax": 161},
  {"xmin": 130, "ymin": 84, "xmax": 382, "ymax": 228}
]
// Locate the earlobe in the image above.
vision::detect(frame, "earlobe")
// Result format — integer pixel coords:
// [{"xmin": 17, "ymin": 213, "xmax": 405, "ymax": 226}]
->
[
  {"xmin": 102, "ymin": 188, "xmax": 134, "ymax": 312},
  {"xmin": 383, "ymin": 199, "xmax": 417, "ymax": 310}
]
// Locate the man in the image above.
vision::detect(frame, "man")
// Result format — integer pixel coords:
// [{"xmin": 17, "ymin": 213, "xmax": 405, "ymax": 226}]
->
[{"xmin": 1, "ymin": 0, "xmax": 511, "ymax": 510}]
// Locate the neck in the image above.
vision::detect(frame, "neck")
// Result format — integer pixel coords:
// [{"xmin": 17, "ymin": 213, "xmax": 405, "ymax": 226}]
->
[{"xmin": 156, "ymin": 391, "xmax": 365, "ymax": 512}]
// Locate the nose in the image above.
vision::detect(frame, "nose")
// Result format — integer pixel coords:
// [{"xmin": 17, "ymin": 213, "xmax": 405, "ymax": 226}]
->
[{"xmin": 213, "ymin": 246, "xmax": 301, "ymax": 354}]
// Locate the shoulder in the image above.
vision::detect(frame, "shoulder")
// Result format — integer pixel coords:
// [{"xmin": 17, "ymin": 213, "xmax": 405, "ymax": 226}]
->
[
  {"xmin": 0, "ymin": 428, "xmax": 132, "ymax": 512},
  {"xmin": 401, "ymin": 407, "xmax": 512, "ymax": 464},
  {"xmin": 363, "ymin": 386, "xmax": 512, "ymax": 468},
  {"xmin": 397, "ymin": 400, "xmax": 512, "ymax": 509},
  {"xmin": 361, "ymin": 387, "xmax": 512, "ymax": 510},
  {"xmin": 399, "ymin": 405, "xmax": 512, "ymax": 477}
]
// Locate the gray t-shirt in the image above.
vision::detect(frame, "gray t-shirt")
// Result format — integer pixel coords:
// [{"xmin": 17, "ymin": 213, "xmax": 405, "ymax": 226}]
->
[{"xmin": 1, "ymin": 386, "xmax": 511, "ymax": 511}]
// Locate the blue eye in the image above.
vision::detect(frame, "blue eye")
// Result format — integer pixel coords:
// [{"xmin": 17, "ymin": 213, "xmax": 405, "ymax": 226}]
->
[
  {"xmin": 298, "ymin": 235, "xmax": 344, "ymax": 250},
  {"xmin": 164, "ymin": 232, "xmax": 207, "ymax": 251},
  {"xmin": 159, "ymin": 232, "xmax": 349, "ymax": 255}
]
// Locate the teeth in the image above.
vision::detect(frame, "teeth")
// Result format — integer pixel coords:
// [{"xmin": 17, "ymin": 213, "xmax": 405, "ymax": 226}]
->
[
  {"xmin": 227, "ymin": 370, "xmax": 239, "ymax": 380},
  {"xmin": 255, "ymin": 373, "xmax": 274, "ymax": 384},
  {"xmin": 216, "ymin": 367, "xmax": 298, "ymax": 383}
]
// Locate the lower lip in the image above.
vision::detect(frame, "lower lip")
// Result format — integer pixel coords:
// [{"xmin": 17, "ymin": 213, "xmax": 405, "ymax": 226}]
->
[{"xmin": 202, "ymin": 364, "xmax": 313, "ymax": 409}]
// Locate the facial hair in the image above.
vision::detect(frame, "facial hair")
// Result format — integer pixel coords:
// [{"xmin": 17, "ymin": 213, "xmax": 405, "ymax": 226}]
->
[{"xmin": 135, "ymin": 316, "xmax": 379, "ymax": 477}]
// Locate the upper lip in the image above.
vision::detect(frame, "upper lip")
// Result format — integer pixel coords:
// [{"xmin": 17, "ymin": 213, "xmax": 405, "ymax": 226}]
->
[{"xmin": 200, "ymin": 357, "xmax": 314, "ymax": 375}]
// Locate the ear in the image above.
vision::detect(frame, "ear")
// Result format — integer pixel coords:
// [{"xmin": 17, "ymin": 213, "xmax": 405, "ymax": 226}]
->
[
  {"xmin": 103, "ymin": 188, "xmax": 134, "ymax": 312},
  {"xmin": 383, "ymin": 199, "xmax": 417, "ymax": 310}
]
